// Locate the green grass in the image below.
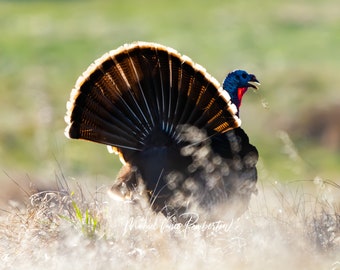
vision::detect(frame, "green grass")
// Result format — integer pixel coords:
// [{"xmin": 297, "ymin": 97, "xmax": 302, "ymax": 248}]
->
[
  {"xmin": 58, "ymin": 191, "xmax": 99, "ymax": 238},
  {"xmin": 1, "ymin": 0, "xmax": 339, "ymax": 182}
]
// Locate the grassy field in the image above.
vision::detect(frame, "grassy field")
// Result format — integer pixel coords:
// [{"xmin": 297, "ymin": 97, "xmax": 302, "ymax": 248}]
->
[
  {"xmin": 1, "ymin": 175, "xmax": 339, "ymax": 269},
  {"xmin": 0, "ymin": 0, "xmax": 339, "ymax": 269}
]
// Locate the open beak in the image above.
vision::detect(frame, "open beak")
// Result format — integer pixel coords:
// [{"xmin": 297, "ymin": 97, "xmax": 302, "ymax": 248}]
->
[{"xmin": 247, "ymin": 74, "xmax": 260, "ymax": 90}]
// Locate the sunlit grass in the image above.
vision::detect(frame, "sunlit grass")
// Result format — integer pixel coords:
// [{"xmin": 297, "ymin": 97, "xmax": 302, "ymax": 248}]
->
[{"xmin": 0, "ymin": 175, "xmax": 339, "ymax": 269}]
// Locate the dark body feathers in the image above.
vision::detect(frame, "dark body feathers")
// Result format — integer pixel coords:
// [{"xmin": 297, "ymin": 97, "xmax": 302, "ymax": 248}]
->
[{"xmin": 65, "ymin": 42, "xmax": 258, "ymax": 222}]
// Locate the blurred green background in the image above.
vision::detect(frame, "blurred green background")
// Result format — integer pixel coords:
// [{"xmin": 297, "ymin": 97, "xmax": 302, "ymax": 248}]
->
[{"xmin": 0, "ymin": 0, "xmax": 339, "ymax": 190}]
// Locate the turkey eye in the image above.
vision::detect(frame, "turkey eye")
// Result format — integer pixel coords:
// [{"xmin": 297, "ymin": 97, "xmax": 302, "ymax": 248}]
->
[{"xmin": 241, "ymin": 73, "xmax": 247, "ymax": 79}]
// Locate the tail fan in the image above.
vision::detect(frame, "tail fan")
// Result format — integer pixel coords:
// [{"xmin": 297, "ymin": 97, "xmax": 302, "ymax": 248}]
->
[{"xmin": 64, "ymin": 42, "xmax": 241, "ymax": 152}]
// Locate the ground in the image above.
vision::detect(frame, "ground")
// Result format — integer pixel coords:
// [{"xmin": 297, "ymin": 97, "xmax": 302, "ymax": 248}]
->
[{"xmin": 1, "ymin": 176, "xmax": 339, "ymax": 269}]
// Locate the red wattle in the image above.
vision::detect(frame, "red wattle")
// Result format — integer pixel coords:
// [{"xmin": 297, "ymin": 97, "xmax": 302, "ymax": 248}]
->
[{"xmin": 237, "ymin": 87, "xmax": 248, "ymax": 107}]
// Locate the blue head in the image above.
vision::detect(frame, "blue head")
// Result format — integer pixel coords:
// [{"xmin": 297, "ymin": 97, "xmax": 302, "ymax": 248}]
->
[{"xmin": 222, "ymin": 70, "xmax": 260, "ymax": 114}]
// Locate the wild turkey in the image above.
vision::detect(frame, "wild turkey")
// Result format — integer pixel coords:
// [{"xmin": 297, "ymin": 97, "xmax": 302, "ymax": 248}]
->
[{"xmin": 65, "ymin": 42, "xmax": 260, "ymax": 222}]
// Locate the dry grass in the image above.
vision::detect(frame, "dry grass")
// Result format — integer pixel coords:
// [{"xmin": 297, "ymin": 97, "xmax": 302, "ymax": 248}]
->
[{"xmin": 0, "ymin": 174, "xmax": 339, "ymax": 270}]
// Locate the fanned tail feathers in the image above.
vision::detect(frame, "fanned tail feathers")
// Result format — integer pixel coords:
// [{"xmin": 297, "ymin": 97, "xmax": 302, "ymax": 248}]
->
[{"xmin": 65, "ymin": 42, "xmax": 241, "ymax": 152}]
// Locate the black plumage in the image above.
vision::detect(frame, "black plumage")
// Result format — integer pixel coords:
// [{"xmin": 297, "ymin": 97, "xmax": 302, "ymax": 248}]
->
[{"xmin": 65, "ymin": 42, "xmax": 259, "ymax": 222}]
